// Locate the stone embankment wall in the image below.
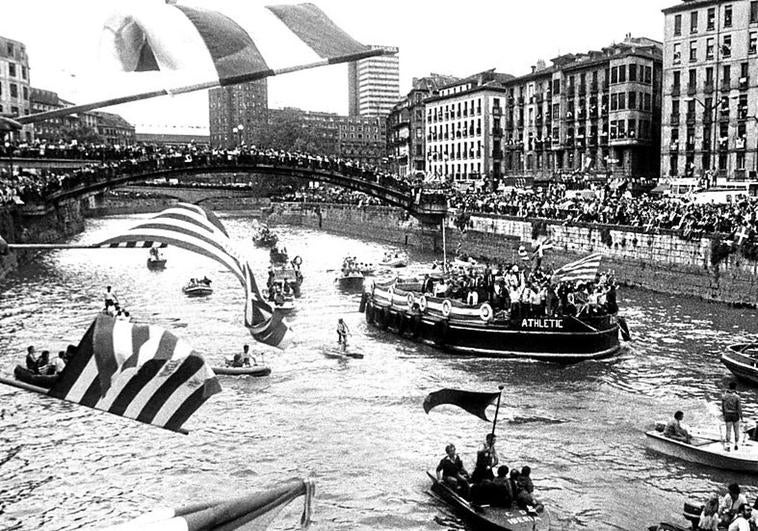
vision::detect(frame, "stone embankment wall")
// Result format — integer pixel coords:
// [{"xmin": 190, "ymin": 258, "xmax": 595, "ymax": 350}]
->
[
  {"xmin": 0, "ymin": 199, "xmax": 85, "ymax": 281},
  {"xmin": 267, "ymin": 202, "xmax": 758, "ymax": 307}
]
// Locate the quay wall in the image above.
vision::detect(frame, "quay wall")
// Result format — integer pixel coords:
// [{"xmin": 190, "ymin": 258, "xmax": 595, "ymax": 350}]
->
[{"xmin": 266, "ymin": 202, "xmax": 758, "ymax": 307}]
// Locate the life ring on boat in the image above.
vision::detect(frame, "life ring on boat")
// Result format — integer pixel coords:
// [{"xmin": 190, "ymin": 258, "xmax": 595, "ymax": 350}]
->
[
  {"xmin": 418, "ymin": 295, "xmax": 428, "ymax": 312},
  {"xmin": 441, "ymin": 299, "xmax": 452, "ymax": 318},
  {"xmin": 479, "ymin": 303, "xmax": 494, "ymax": 322},
  {"xmin": 365, "ymin": 302, "xmax": 374, "ymax": 323},
  {"xmin": 292, "ymin": 255, "xmax": 303, "ymax": 266},
  {"xmin": 406, "ymin": 293, "xmax": 415, "ymax": 309}
]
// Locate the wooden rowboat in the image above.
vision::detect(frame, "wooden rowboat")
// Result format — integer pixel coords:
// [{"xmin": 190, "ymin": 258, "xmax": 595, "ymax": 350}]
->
[
  {"xmin": 722, "ymin": 343, "xmax": 758, "ymax": 385},
  {"xmin": 427, "ymin": 471, "xmax": 549, "ymax": 531},
  {"xmin": 212, "ymin": 365, "xmax": 271, "ymax": 377},
  {"xmin": 13, "ymin": 365, "xmax": 58, "ymax": 389},
  {"xmin": 645, "ymin": 424, "xmax": 758, "ymax": 473}
]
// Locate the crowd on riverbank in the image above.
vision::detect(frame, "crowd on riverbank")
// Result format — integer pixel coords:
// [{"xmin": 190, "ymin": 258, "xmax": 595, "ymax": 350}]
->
[{"xmin": 2, "ymin": 140, "xmax": 758, "ymax": 240}]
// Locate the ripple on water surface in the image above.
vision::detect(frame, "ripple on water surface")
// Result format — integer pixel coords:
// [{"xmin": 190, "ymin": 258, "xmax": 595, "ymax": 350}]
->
[{"xmin": 1, "ymin": 214, "xmax": 758, "ymax": 530}]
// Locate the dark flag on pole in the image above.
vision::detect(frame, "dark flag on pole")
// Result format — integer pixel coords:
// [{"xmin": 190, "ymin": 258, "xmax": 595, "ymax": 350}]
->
[{"xmin": 423, "ymin": 389, "xmax": 501, "ymax": 422}]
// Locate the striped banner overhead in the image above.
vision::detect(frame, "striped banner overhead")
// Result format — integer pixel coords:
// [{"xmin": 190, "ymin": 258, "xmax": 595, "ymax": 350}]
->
[
  {"xmin": 551, "ymin": 252, "xmax": 602, "ymax": 284},
  {"xmin": 91, "ymin": 203, "xmax": 291, "ymax": 349},
  {"xmin": 17, "ymin": 2, "xmax": 389, "ymax": 125},
  {"xmin": 48, "ymin": 314, "xmax": 221, "ymax": 433}
]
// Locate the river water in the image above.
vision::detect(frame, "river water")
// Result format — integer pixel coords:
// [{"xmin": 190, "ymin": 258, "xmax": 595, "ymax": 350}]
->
[{"xmin": 1, "ymin": 213, "xmax": 757, "ymax": 531}]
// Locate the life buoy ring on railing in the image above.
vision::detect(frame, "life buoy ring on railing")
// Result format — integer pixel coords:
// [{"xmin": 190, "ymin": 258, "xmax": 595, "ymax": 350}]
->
[
  {"xmin": 479, "ymin": 303, "xmax": 494, "ymax": 322},
  {"xmin": 406, "ymin": 293, "xmax": 415, "ymax": 309},
  {"xmin": 441, "ymin": 299, "xmax": 452, "ymax": 318},
  {"xmin": 418, "ymin": 295, "xmax": 428, "ymax": 312},
  {"xmin": 292, "ymin": 255, "xmax": 303, "ymax": 266}
]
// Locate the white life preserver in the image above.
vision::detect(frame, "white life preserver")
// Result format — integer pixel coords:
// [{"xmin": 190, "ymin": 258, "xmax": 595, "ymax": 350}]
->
[
  {"xmin": 407, "ymin": 293, "xmax": 415, "ymax": 308},
  {"xmin": 418, "ymin": 295, "xmax": 428, "ymax": 312},
  {"xmin": 292, "ymin": 255, "xmax": 303, "ymax": 266},
  {"xmin": 480, "ymin": 303, "xmax": 494, "ymax": 322},
  {"xmin": 442, "ymin": 299, "xmax": 452, "ymax": 318}
]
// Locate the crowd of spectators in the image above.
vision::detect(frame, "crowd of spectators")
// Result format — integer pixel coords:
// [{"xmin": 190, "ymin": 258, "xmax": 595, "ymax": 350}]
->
[{"xmin": 2, "ymin": 139, "xmax": 758, "ymax": 240}]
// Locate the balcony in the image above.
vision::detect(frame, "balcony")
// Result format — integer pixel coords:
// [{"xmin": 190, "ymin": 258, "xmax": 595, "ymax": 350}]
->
[
  {"xmin": 670, "ymin": 114, "xmax": 680, "ymax": 125},
  {"xmin": 590, "ymin": 82, "xmax": 599, "ymax": 94},
  {"xmin": 492, "ymin": 106, "xmax": 503, "ymax": 116},
  {"xmin": 492, "ymin": 150, "xmax": 504, "ymax": 159},
  {"xmin": 686, "ymin": 112, "xmax": 696, "ymax": 124},
  {"xmin": 669, "ymin": 141, "xmax": 679, "ymax": 152},
  {"xmin": 671, "ymin": 84, "xmax": 681, "ymax": 97},
  {"xmin": 567, "ymin": 86, "xmax": 575, "ymax": 97},
  {"xmin": 535, "ymin": 117, "xmax": 543, "ymax": 127},
  {"xmin": 703, "ymin": 114, "xmax": 713, "ymax": 124},
  {"xmin": 578, "ymin": 85, "xmax": 587, "ymax": 96},
  {"xmin": 740, "ymin": 77, "xmax": 749, "ymax": 90},
  {"xmin": 704, "ymin": 82, "xmax": 714, "ymax": 94},
  {"xmin": 517, "ymin": 96, "xmax": 525, "ymax": 106},
  {"xmin": 734, "ymin": 169, "xmax": 747, "ymax": 181},
  {"xmin": 736, "ymin": 138, "xmax": 747, "ymax": 150},
  {"xmin": 476, "ymin": 107, "xmax": 482, "ymax": 115},
  {"xmin": 687, "ymin": 83, "xmax": 697, "ymax": 96},
  {"xmin": 517, "ymin": 120, "xmax": 524, "ymax": 128},
  {"xmin": 718, "ymin": 140, "xmax": 729, "ymax": 151},
  {"xmin": 492, "ymin": 127, "xmax": 503, "ymax": 137}
]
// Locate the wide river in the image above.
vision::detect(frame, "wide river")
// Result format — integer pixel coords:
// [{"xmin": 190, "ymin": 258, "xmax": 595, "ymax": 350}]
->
[{"xmin": 1, "ymin": 213, "xmax": 757, "ymax": 531}]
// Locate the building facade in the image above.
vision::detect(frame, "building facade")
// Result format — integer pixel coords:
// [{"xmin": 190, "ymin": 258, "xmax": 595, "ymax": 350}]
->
[
  {"xmin": 348, "ymin": 45, "xmax": 400, "ymax": 118},
  {"xmin": 662, "ymin": 0, "xmax": 758, "ymax": 182},
  {"xmin": 0, "ymin": 35, "xmax": 32, "ymax": 141},
  {"xmin": 338, "ymin": 115, "xmax": 386, "ymax": 167},
  {"xmin": 208, "ymin": 80, "xmax": 268, "ymax": 148},
  {"xmin": 31, "ymin": 88, "xmax": 79, "ymax": 142},
  {"xmin": 424, "ymin": 70, "xmax": 515, "ymax": 190},
  {"xmin": 387, "ymin": 74, "xmax": 458, "ymax": 178},
  {"xmin": 500, "ymin": 36, "xmax": 662, "ymax": 183},
  {"xmin": 91, "ymin": 111, "xmax": 136, "ymax": 146}
]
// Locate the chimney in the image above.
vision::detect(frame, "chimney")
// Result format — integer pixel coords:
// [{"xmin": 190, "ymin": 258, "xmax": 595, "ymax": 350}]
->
[{"xmin": 531, "ymin": 65, "xmax": 536, "ymax": 74}]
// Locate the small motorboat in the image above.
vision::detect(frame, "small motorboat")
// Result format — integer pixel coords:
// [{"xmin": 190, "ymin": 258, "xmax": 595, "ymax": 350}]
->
[
  {"xmin": 427, "ymin": 472, "xmax": 550, "ymax": 531},
  {"xmin": 722, "ymin": 343, "xmax": 758, "ymax": 385},
  {"xmin": 183, "ymin": 277, "xmax": 213, "ymax": 297},
  {"xmin": 252, "ymin": 224, "xmax": 279, "ymax": 248},
  {"xmin": 336, "ymin": 257, "xmax": 373, "ymax": 289},
  {"xmin": 379, "ymin": 251, "xmax": 408, "ymax": 268},
  {"xmin": 648, "ymin": 499, "xmax": 715, "ymax": 531},
  {"xmin": 13, "ymin": 365, "xmax": 58, "ymax": 389},
  {"xmin": 645, "ymin": 422, "xmax": 758, "ymax": 473},
  {"xmin": 213, "ymin": 365, "xmax": 272, "ymax": 377},
  {"xmin": 147, "ymin": 248, "xmax": 167, "ymax": 270}
]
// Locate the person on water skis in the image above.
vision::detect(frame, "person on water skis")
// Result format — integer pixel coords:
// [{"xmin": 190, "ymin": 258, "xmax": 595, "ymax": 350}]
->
[{"xmin": 337, "ymin": 318, "xmax": 351, "ymax": 349}]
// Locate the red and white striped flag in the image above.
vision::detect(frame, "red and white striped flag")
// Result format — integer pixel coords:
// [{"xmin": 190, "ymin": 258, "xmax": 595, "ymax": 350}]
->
[
  {"xmin": 91, "ymin": 203, "xmax": 290, "ymax": 349},
  {"xmin": 48, "ymin": 314, "xmax": 220, "ymax": 433},
  {"xmin": 551, "ymin": 253, "xmax": 602, "ymax": 284}
]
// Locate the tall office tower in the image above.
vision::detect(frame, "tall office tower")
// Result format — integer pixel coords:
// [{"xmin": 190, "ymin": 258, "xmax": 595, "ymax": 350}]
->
[
  {"xmin": 348, "ymin": 45, "xmax": 400, "ymax": 118},
  {"xmin": 208, "ymin": 80, "xmax": 268, "ymax": 148},
  {"xmin": 0, "ymin": 35, "xmax": 33, "ymax": 142}
]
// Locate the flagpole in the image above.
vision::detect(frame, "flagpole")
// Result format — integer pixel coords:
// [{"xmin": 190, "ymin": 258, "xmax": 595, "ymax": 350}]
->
[
  {"xmin": 491, "ymin": 385, "xmax": 504, "ymax": 436},
  {"xmin": 0, "ymin": 376, "xmax": 189, "ymax": 435}
]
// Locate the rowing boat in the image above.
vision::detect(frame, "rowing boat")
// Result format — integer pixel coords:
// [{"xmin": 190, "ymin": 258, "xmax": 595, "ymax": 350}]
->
[
  {"xmin": 13, "ymin": 365, "xmax": 58, "ymax": 389},
  {"xmin": 645, "ymin": 423, "xmax": 758, "ymax": 473},
  {"xmin": 212, "ymin": 366, "xmax": 271, "ymax": 377},
  {"xmin": 722, "ymin": 343, "xmax": 758, "ymax": 385}
]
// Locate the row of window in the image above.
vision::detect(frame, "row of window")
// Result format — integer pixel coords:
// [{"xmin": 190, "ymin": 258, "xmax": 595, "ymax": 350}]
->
[
  {"xmin": 668, "ymin": 152, "xmax": 751, "ymax": 175},
  {"xmin": 670, "ymin": 93, "xmax": 751, "ymax": 122},
  {"xmin": 670, "ymin": 122, "xmax": 750, "ymax": 148},
  {"xmin": 0, "ymin": 82, "xmax": 29, "ymax": 101},
  {"xmin": 670, "ymin": 61, "xmax": 751, "ymax": 91},
  {"xmin": 3, "ymin": 61, "xmax": 28, "ymax": 80},
  {"xmin": 672, "ymin": 33, "xmax": 758, "ymax": 64},
  {"xmin": 672, "ymin": 3, "xmax": 757, "ymax": 37}
]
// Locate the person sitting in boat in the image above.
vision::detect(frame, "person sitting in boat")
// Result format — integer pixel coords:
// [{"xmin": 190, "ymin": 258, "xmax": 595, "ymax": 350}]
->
[
  {"xmin": 274, "ymin": 287, "xmax": 285, "ymax": 306},
  {"xmin": 436, "ymin": 443, "xmax": 470, "ymax": 497},
  {"xmin": 726, "ymin": 504, "xmax": 754, "ymax": 531},
  {"xmin": 663, "ymin": 410, "xmax": 692, "ymax": 444},
  {"xmin": 698, "ymin": 492, "xmax": 720, "ymax": 531},
  {"xmin": 25, "ymin": 346, "xmax": 38, "ymax": 373},
  {"xmin": 466, "ymin": 287, "xmax": 478, "ymax": 306},
  {"xmin": 491, "ymin": 465, "xmax": 515, "ymax": 508},
  {"xmin": 36, "ymin": 351, "xmax": 52, "ymax": 375},
  {"xmin": 471, "ymin": 433, "xmax": 499, "ymax": 484},
  {"xmin": 104, "ymin": 285, "xmax": 118, "ymax": 308},
  {"xmin": 241, "ymin": 344, "xmax": 255, "ymax": 366},
  {"xmin": 149, "ymin": 247, "xmax": 160, "ymax": 259},
  {"xmin": 721, "ymin": 483, "xmax": 748, "ymax": 525},
  {"xmin": 64, "ymin": 345, "xmax": 77, "ymax": 363},
  {"xmin": 48, "ymin": 351, "xmax": 66, "ymax": 375},
  {"xmin": 201, "ymin": 276, "xmax": 211, "ymax": 286}
]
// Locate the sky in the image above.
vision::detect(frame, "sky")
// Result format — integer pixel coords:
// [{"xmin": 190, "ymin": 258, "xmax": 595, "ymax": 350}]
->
[{"xmin": 0, "ymin": 0, "xmax": 676, "ymax": 134}]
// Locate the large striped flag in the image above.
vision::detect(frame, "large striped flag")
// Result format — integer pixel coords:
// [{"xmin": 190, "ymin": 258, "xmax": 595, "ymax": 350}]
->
[
  {"xmin": 48, "ymin": 314, "xmax": 221, "ymax": 433},
  {"xmin": 17, "ymin": 3, "xmax": 389, "ymax": 125},
  {"xmin": 551, "ymin": 253, "xmax": 602, "ymax": 284},
  {"xmin": 91, "ymin": 203, "xmax": 290, "ymax": 349}
]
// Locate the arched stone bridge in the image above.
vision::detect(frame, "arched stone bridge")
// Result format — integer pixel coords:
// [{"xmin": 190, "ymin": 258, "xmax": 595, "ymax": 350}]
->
[{"xmin": 36, "ymin": 157, "xmax": 449, "ymax": 250}]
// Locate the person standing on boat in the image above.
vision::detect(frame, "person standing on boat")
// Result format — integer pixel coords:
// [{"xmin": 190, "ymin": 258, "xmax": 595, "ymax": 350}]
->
[
  {"xmin": 337, "ymin": 318, "xmax": 351, "ymax": 346},
  {"xmin": 722, "ymin": 382, "xmax": 743, "ymax": 451},
  {"xmin": 104, "ymin": 285, "xmax": 118, "ymax": 308},
  {"xmin": 663, "ymin": 411, "xmax": 692, "ymax": 443},
  {"xmin": 471, "ymin": 433, "xmax": 499, "ymax": 484},
  {"xmin": 240, "ymin": 344, "xmax": 256, "ymax": 367}
]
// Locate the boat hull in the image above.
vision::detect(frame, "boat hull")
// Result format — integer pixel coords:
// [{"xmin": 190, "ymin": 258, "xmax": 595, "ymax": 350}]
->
[
  {"xmin": 363, "ymin": 300, "xmax": 620, "ymax": 362},
  {"xmin": 722, "ymin": 344, "xmax": 758, "ymax": 385},
  {"xmin": 428, "ymin": 472, "xmax": 549, "ymax": 531},
  {"xmin": 645, "ymin": 430, "xmax": 758, "ymax": 473},
  {"xmin": 212, "ymin": 366, "xmax": 271, "ymax": 377},
  {"xmin": 336, "ymin": 275, "xmax": 365, "ymax": 290},
  {"xmin": 146, "ymin": 258, "xmax": 167, "ymax": 270},
  {"xmin": 183, "ymin": 286, "xmax": 213, "ymax": 297},
  {"xmin": 14, "ymin": 365, "xmax": 58, "ymax": 389}
]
